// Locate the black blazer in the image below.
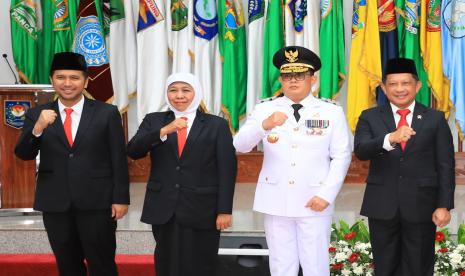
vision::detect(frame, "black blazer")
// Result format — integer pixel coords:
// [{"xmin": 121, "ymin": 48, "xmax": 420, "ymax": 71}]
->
[
  {"xmin": 127, "ymin": 110, "xmax": 237, "ymax": 229},
  {"xmin": 15, "ymin": 98, "xmax": 130, "ymax": 212},
  {"xmin": 354, "ymin": 103, "xmax": 455, "ymax": 223}
]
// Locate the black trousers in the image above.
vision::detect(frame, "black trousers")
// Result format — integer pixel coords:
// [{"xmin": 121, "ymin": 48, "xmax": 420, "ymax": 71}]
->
[
  {"xmin": 152, "ymin": 216, "xmax": 220, "ymax": 276},
  {"xmin": 368, "ymin": 214, "xmax": 436, "ymax": 276},
  {"xmin": 42, "ymin": 208, "xmax": 117, "ymax": 276}
]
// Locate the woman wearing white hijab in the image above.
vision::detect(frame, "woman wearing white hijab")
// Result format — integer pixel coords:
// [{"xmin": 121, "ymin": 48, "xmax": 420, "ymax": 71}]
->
[{"xmin": 127, "ymin": 73, "xmax": 237, "ymax": 276}]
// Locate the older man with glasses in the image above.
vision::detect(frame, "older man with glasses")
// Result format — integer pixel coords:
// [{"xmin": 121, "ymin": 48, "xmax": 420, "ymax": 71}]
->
[{"xmin": 233, "ymin": 46, "xmax": 351, "ymax": 276}]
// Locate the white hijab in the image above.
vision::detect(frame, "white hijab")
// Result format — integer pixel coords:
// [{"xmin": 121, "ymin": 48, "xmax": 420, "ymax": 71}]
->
[{"xmin": 164, "ymin": 72, "xmax": 204, "ymax": 116}]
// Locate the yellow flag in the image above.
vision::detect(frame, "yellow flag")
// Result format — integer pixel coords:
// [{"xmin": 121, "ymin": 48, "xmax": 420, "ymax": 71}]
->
[
  {"xmin": 420, "ymin": 0, "xmax": 450, "ymax": 118},
  {"xmin": 346, "ymin": 0, "xmax": 382, "ymax": 132}
]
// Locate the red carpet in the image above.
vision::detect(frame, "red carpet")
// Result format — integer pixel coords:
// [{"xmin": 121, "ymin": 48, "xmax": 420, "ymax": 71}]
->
[{"xmin": 0, "ymin": 254, "xmax": 155, "ymax": 276}]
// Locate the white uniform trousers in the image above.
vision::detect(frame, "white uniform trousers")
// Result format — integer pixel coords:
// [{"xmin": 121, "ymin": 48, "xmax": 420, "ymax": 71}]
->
[{"xmin": 264, "ymin": 214, "xmax": 331, "ymax": 276}]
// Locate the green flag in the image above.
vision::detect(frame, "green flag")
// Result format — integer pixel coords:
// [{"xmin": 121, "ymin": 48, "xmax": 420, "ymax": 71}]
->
[
  {"xmin": 395, "ymin": 0, "xmax": 430, "ymax": 106},
  {"xmin": 319, "ymin": 0, "xmax": 345, "ymax": 100},
  {"xmin": 37, "ymin": 0, "xmax": 55, "ymax": 83},
  {"xmin": 262, "ymin": 0, "xmax": 284, "ymax": 98},
  {"xmin": 10, "ymin": 0, "xmax": 42, "ymax": 83},
  {"xmin": 218, "ymin": 0, "xmax": 247, "ymax": 132},
  {"xmin": 52, "ymin": 0, "xmax": 78, "ymax": 53}
]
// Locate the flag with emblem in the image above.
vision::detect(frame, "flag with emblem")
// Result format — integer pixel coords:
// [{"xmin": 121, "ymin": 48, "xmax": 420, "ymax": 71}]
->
[
  {"xmin": 395, "ymin": 0, "xmax": 430, "ymax": 106},
  {"xmin": 318, "ymin": 0, "xmax": 345, "ymax": 100},
  {"xmin": 376, "ymin": 0, "xmax": 398, "ymax": 105},
  {"xmin": 246, "ymin": 0, "xmax": 266, "ymax": 115},
  {"xmin": 10, "ymin": 0, "xmax": 42, "ymax": 83},
  {"xmin": 441, "ymin": 0, "xmax": 464, "ymax": 137},
  {"xmin": 108, "ymin": 0, "xmax": 137, "ymax": 112},
  {"xmin": 218, "ymin": 0, "xmax": 247, "ymax": 132},
  {"xmin": 346, "ymin": 0, "xmax": 382, "ymax": 132},
  {"xmin": 136, "ymin": 0, "xmax": 169, "ymax": 122},
  {"xmin": 192, "ymin": 0, "xmax": 222, "ymax": 114},
  {"xmin": 420, "ymin": 0, "xmax": 450, "ymax": 117},
  {"xmin": 73, "ymin": 0, "xmax": 114, "ymax": 103},
  {"xmin": 168, "ymin": 0, "xmax": 193, "ymax": 73},
  {"xmin": 262, "ymin": 0, "xmax": 284, "ymax": 99},
  {"xmin": 52, "ymin": 0, "xmax": 77, "ymax": 54},
  {"xmin": 284, "ymin": 0, "xmax": 320, "ymax": 93}
]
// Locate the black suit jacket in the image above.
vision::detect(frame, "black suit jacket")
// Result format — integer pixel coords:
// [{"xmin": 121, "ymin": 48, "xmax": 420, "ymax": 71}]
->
[
  {"xmin": 15, "ymin": 97, "xmax": 130, "ymax": 211},
  {"xmin": 354, "ymin": 102, "xmax": 455, "ymax": 223},
  {"xmin": 127, "ymin": 110, "xmax": 237, "ymax": 229}
]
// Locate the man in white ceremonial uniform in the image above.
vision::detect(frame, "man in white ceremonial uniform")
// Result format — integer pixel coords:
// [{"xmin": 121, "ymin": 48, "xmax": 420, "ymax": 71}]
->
[{"xmin": 233, "ymin": 46, "xmax": 351, "ymax": 276}]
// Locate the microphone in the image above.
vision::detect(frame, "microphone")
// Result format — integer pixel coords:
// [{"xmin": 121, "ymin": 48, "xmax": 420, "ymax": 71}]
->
[{"xmin": 2, "ymin": 53, "xmax": 19, "ymax": 84}]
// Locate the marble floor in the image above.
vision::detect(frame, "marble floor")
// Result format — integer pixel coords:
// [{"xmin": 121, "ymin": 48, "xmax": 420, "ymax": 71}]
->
[{"xmin": 1, "ymin": 183, "xmax": 465, "ymax": 254}]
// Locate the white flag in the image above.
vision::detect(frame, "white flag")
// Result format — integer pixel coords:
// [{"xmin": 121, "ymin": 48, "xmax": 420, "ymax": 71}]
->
[
  {"xmin": 167, "ymin": 0, "xmax": 193, "ymax": 73},
  {"xmin": 284, "ymin": 0, "xmax": 320, "ymax": 93},
  {"xmin": 136, "ymin": 0, "xmax": 169, "ymax": 122},
  {"xmin": 246, "ymin": 0, "xmax": 267, "ymax": 116},
  {"xmin": 109, "ymin": 0, "xmax": 138, "ymax": 112},
  {"xmin": 192, "ymin": 0, "xmax": 222, "ymax": 114}
]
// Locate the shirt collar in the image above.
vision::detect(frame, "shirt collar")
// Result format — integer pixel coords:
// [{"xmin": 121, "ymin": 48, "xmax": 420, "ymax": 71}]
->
[
  {"xmin": 390, "ymin": 101, "xmax": 415, "ymax": 115},
  {"xmin": 58, "ymin": 95, "xmax": 85, "ymax": 116},
  {"xmin": 282, "ymin": 93, "xmax": 314, "ymax": 108}
]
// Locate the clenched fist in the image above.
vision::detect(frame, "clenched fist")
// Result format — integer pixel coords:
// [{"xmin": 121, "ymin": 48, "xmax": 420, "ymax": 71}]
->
[
  {"xmin": 389, "ymin": 125, "xmax": 416, "ymax": 144},
  {"xmin": 33, "ymin": 109, "xmax": 57, "ymax": 135},
  {"xmin": 262, "ymin": 112, "xmax": 288, "ymax": 130},
  {"xmin": 160, "ymin": 117, "xmax": 188, "ymax": 137}
]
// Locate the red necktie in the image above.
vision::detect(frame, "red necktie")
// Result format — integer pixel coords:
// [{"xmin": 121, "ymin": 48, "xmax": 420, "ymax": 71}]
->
[
  {"xmin": 177, "ymin": 117, "xmax": 188, "ymax": 157},
  {"xmin": 64, "ymin": 108, "xmax": 74, "ymax": 146},
  {"xmin": 396, "ymin": 109, "xmax": 410, "ymax": 151}
]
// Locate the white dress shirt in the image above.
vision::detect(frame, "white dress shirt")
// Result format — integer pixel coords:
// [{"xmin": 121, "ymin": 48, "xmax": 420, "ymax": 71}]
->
[{"xmin": 57, "ymin": 96, "xmax": 85, "ymax": 141}]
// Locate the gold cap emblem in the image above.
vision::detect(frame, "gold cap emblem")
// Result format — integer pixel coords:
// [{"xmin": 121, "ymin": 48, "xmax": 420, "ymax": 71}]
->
[{"xmin": 285, "ymin": 50, "xmax": 299, "ymax": 63}]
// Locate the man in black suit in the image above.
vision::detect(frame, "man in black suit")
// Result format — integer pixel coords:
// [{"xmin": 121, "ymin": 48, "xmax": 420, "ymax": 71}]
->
[
  {"xmin": 127, "ymin": 73, "xmax": 237, "ymax": 276},
  {"xmin": 15, "ymin": 52, "xmax": 130, "ymax": 276},
  {"xmin": 354, "ymin": 58, "xmax": 455, "ymax": 276}
]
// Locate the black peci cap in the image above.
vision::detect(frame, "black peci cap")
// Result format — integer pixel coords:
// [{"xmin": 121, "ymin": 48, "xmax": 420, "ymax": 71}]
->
[
  {"xmin": 50, "ymin": 52, "xmax": 88, "ymax": 75},
  {"xmin": 383, "ymin": 58, "xmax": 418, "ymax": 79}
]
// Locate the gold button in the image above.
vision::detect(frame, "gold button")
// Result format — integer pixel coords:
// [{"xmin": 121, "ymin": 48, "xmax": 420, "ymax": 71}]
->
[
  {"xmin": 289, "ymin": 180, "xmax": 294, "ymax": 185},
  {"xmin": 291, "ymin": 163, "xmax": 295, "ymax": 166},
  {"xmin": 294, "ymin": 127, "xmax": 299, "ymax": 131}
]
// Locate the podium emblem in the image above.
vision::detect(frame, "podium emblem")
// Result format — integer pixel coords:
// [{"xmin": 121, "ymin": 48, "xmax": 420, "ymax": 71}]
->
[{"xmin": 4, "ymin": 100, "xmax": 31, "ymax": 129}]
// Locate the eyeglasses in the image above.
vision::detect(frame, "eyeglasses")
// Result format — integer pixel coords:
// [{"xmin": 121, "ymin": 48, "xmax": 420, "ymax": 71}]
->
[{"xmin": 280, "ymin": 72, "xmax": 311, "ymax": 82}]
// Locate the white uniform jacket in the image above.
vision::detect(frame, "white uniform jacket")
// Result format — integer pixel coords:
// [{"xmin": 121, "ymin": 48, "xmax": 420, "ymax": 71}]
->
[{"xmin": 234, "ymin": 95, "xmax": 351, "ymax": 217}]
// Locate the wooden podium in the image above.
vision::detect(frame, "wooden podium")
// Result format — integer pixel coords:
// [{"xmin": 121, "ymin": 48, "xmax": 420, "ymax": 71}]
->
[{"xmin": 0, "ymin": 85, "xmax": 54, "ymax": 209}]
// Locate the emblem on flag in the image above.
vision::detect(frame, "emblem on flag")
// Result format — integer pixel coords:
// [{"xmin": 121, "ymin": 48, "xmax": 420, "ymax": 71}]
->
[
  {"xmin": 248, "ymin": 0, "xmax": 264, "ymax": 23},
  {"xmin": 10, "ymin": 0, "xmax": 42, "ymax": 40},
  {"xmin": 54, "ymin": 0, "xmax": 70, "ymax": 30},
  {"xmin": 74, "ymin": 15, "xmax": 109, "ymax": 67},
  {"xmin": 427, "ymin": 0, "xmax": 441, "ymax": 31},
  {"xmin": 378, "ymin": 0, "xmax": 396, "ymax": 32},
  {"xmin": 321, "ymin": 0, "xmax": 332, "ymax": 19},
  {"xmin": 351, "ymin": 0, "xmax": 365, "ymax": 37},
  {"xmin": 442, "ymin": 0, "xmax": 465, "ymax": 38},
  {"xmin": 4, "ymin": 100, "xmax": 31, "ymax": 129},
  {"xmin": 288, "ymin": 0, "xmax": 307, "ymax": 32},
  {"xmin": 137, "ymin": 0, "xmax": 165, "ymax": 32},
  {"xmin": 194, "ymin": 0, "xmax": 218, "ymax": 40},
  {"xmin": 171, "ymin": 0, "xmax": 188, "ymax": 31},
  {"xmin": 405, "ymin": 0, "xmax": 420, "ymax": 34}
]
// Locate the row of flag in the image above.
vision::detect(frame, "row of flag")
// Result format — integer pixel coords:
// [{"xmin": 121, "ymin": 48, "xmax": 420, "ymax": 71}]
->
[
  {"xmin": 9, "ymin": 0, "xmax": 345, "ymax": 132},
  {"xmin": 8, "ymin": 0, "xmax": 465, "ymax": 136}
]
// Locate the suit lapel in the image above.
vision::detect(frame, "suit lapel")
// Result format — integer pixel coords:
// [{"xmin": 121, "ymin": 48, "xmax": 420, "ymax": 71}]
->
[
  {"xmin": 50, "ymin": 101, "xmax": 72, "ymax": 150},
  {"xmin": 164, "ymin": 111, "xmax": 179, "ymax": 160},
  {"xmin": 406, "ymin": 102, "xmax": 427, "ymax": 152},
  {"xmin": 379, "ymin": 104, "xmax": 397, "ymax": 133},
  {"xmin": 72, "ymin": 98, "xmax": 95, "ymax": 150},
  {"xmin": 180, "ymin": 111, "xmax": 205, "ymax": 160}
]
